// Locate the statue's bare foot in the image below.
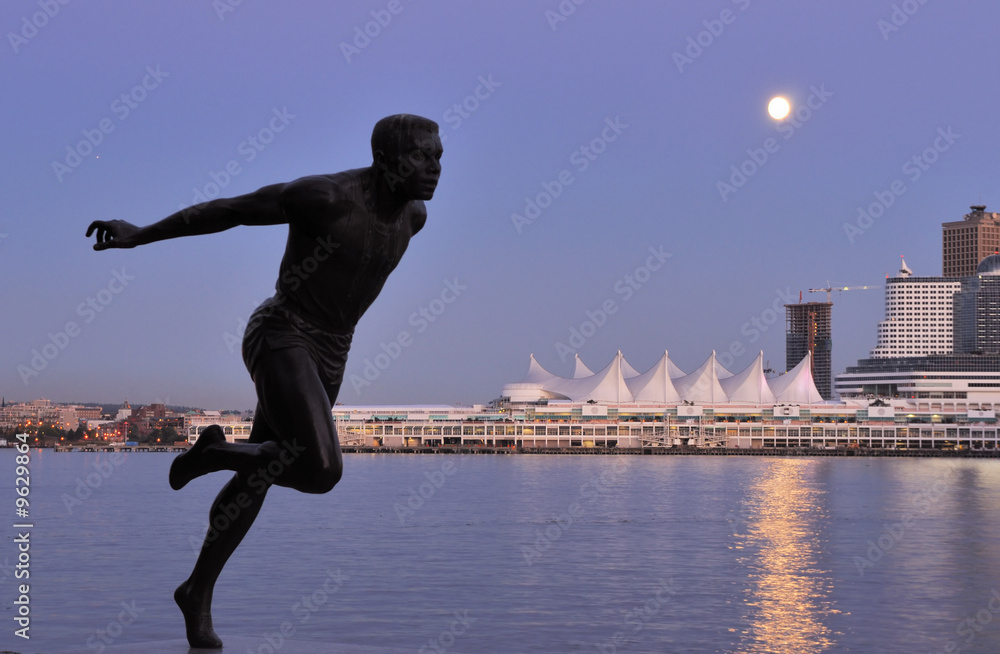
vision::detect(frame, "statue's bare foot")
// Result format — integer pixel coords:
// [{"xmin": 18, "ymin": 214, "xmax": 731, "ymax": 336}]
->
[
  {"xmin": 174, "ymin": 581, "xmax": 222, "ymax": 649},
  {"xmin": 170, "ymin": 425, "xmax": 226, "ymax": 491}
]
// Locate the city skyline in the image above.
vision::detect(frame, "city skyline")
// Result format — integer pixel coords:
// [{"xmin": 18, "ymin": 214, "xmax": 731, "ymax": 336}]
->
[{"xmin": 3, "ymin": 2, "xmax": 999, "ymax": 409}]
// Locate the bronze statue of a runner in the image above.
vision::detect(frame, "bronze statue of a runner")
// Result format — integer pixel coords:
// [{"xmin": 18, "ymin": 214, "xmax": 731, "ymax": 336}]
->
[{"xmin": 86, "ymin": 114, "xmax": 443, "ymax": 648}]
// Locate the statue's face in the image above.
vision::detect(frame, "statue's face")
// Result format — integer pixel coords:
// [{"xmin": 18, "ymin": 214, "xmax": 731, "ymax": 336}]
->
[{"xmin": 388, "ymin": 128, "xmax": 443, "ymax": 201}]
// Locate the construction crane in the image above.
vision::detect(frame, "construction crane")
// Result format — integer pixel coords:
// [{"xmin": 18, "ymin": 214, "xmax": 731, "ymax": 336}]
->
[
  {"xmin": 807, "ymin": 283, "xmax": 877, "ymax": 303},
  {"xmin": 795, "ymin": 282, "xmax": 877, "ymax": 387}
]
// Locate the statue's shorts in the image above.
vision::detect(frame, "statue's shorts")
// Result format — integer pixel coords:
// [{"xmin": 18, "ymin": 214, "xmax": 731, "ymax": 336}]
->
[{"xmin": 241, "ymin": 295, "xmax": 354, "ymax": 403}]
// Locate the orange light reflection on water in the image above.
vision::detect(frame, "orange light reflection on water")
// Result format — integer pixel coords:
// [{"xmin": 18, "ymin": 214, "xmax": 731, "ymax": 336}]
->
[{"xmin": 734, "ymin": 459, "xmax": 839, "ymax": 653}]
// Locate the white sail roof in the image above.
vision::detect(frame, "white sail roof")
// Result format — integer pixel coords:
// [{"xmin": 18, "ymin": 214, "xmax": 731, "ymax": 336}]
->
[
  {"xmin": 626, "ymin": 351, "xmax": 682, "ymax": 403},
  {"xmin": 667, "ymin": 358, "xmax": 687, "ymax": 379},
  {"xmin": 572, "ymin": 354, "xmax": 594, "ymax": 379},
  {"xmin": 714, "ymin": 358, "xmax": 734, "ymax": 380},
  {"xmin": 673, "ymin": 352, "xmax": 729, "ymax": 403},
  {"xmin": 521, "ymin": 353, "xmax": 635, "ymax": 403},
  {"xmin": 548, "ymin": 353, "xmax": 634, "ymax": 403},
  {"xmin": 524, "ymin": 354, "xmax": 561, "ymax": 386},
  {"xmin": 720, "ymin": 352, "xmax": 777, "ymax": 404},
  {"xmin": 769, "ymin": 352, "xmax": 824, "ymax": 404},
  {"xmin": 620, "ymin": 354, "xmax": 642, "ymax": 379},
  {"xmin": 518, "ymin": 350, "xmax": 823, "ymax": 405}
]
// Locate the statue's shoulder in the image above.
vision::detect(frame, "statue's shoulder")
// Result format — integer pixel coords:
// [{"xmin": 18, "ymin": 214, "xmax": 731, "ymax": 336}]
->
[
  {"xmin": 284, "ymin": 168, "xmax": 367, "ymax": 200},
  {"xmin": 280, "ymin": 168, "xmax": 369, "ymax": 218}
]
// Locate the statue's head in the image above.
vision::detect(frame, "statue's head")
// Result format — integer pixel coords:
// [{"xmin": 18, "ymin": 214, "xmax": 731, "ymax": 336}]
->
[{"xmin": 371, "ymin": 114, "xmax": 442, "ymax": 201}]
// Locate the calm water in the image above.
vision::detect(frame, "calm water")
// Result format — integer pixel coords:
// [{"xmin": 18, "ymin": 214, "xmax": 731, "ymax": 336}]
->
[{"xmin": 2, "ymin": 450, "xmax": 1000, "ymax": 653}]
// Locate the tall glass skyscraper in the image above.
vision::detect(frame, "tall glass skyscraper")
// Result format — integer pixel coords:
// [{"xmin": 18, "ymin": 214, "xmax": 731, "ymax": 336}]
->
[{"xmin": 953, "ymin": 254, "xmax": 1000, "ymax": 354}]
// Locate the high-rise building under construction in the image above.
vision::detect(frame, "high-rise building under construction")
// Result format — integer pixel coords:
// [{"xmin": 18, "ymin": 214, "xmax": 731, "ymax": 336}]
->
[{"xmin": 785, "ymin": 301, "xmax": 832, "ymax": 399}]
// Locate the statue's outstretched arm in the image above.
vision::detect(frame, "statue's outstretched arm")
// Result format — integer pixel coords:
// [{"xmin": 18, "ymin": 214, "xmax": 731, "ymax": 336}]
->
[{"xmin": 86, "ymin": 182, "xmax": 287, "ymax": 250}]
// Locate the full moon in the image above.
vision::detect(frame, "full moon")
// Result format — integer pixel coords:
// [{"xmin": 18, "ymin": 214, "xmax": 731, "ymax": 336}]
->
[{"xmin": 768, "ymin": 96, "xmax": 790, "ymax": 120}]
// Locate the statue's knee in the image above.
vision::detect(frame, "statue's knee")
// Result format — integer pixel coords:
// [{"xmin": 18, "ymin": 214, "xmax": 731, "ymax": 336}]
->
[
  {"xmin": 319, "ymin": 464, "xmax": 343, "ymax": 493},
  {"xmin": 304, "ymin": 461, "xmax": 342, "ymax": 494}
]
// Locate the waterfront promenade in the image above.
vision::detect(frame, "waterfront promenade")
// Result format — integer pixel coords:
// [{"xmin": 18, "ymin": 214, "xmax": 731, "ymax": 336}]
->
[
  {"xmin": 41, "ymin": 443, "xmax": 1000, "ymax": 458},
  {"xmin": 340, "ymin": 444, "xmax": 1000, "ymax": 457}
]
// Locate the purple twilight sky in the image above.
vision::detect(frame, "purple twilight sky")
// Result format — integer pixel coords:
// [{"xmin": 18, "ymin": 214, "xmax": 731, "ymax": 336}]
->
[{"xmin": 2, "ymin": 1, "xmax": 999, "ymax": 410}]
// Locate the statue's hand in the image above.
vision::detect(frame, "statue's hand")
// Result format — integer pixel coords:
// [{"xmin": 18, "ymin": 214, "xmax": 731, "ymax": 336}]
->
[{"xmin": 86, "ymin": 220, "xmax": 141, "ymax": 250}]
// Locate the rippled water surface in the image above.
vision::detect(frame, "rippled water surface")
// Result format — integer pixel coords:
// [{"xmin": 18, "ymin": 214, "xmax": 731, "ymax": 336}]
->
[{"xmin": 2, "ymin": 451, "xmax": 1000, "ymax": 653}]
